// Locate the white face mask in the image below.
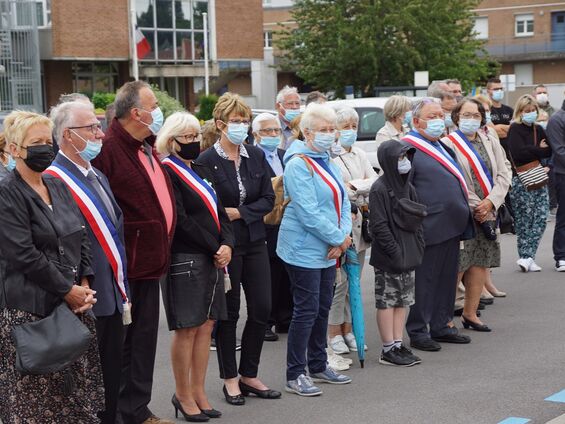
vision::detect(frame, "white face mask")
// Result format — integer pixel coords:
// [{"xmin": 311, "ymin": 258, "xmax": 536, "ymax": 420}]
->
[
  {"xmin": 536, "ymin": 93, "xmax": 549, "ymax": 106},
  {"xmin": 398, "ymin": 157, "xmax": 411, "ymax": 174}
]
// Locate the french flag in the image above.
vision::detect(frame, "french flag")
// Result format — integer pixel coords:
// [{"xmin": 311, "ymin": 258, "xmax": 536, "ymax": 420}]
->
[{"xmin": 135, "ymin": 27, "xmax": 151, "ymax": 59}]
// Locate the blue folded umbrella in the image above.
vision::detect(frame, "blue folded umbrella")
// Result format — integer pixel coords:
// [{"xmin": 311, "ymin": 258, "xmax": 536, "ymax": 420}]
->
[{"xmin": 344, "ymin": 246, "xmax": 365, "ymax": 368}]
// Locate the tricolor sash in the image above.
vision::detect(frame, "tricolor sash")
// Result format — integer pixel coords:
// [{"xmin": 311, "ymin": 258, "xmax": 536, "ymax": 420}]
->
[
  {"xmin": 44, "ymin": 164, "xmax": 129, "ymax": 303},
  {"xmin": 302, "ymin": 156, "xmax": 345, "ymax": 226},
  {"xmin": 162, "ymin": 155, "xmax": 220, "ymax": 230},
  {"xmin": 403, "ymin": 133, "xmax": 469, "ymax": 198},
  {"xmin": 447, "ymin": 130, "xmax": 494, "ymax": 197}
]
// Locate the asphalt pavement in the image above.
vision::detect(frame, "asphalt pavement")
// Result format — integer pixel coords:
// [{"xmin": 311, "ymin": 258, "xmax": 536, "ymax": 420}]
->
[{"xmin": 149, "ymin": 220, "xmax": 565, "ymax": 424}]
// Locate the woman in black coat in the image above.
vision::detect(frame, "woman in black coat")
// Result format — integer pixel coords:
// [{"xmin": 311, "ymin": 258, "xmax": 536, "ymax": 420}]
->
[
  {"xmin": 197, "ymin": 93, "xmax": 279, "ymax": 405},
  {"xmin": 0, "ymin": 111, "xmax": 102, "ymax": 423},
  {"xmin": 156, "ymin": 112, "xmax": 235, "ymax": 421}
]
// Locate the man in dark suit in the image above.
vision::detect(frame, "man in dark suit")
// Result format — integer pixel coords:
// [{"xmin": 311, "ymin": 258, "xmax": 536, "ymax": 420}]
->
[
  {"xmin": 92, "ymin": 81, "xmax": 175, "ymax": 424},
  {"xmin": 402, "ymin": 98, "xmax": 474, "ymax": 352},
  {"xmin": 252, "ymin": 113, "xmax": 293, "ymax": 341},
  {"xmin": 47, "ymin": 100, "xmax": 129, "ymax": 424}
]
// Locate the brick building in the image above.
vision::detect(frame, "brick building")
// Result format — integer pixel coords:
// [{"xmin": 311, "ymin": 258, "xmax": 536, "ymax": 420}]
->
[{"xmin": 39, "ymin": 0, "xmax": 265, "ymax": 111}]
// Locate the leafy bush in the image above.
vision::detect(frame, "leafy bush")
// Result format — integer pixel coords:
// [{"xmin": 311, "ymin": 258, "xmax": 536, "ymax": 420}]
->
[
  {"xmin": 151, "ymin": 85, "xmax": 185, "ymax": 118},
  {"xmin": 92, "ymin": 92, "xmax": 116, "ymax": 110},
  {"xmin": 196, "ymin": 94, "xmax": 218, "ymax": 121}
]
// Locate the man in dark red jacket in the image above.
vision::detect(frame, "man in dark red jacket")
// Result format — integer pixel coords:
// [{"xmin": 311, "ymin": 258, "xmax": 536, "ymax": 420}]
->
[{"xmin": 93, "ymin": 80, "xmax": 175, "ymax": 424}]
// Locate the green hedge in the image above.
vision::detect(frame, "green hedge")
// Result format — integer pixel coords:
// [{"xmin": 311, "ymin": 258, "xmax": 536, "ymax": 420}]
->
[{"xmin": 196, "ymin": 94, "xmax": 218, "ymax": 121}]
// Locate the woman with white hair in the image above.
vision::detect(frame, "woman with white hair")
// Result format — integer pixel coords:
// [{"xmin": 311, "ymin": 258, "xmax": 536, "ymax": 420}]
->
[
  {"xmin": 328, "ymin": 106, "xmax": 378, "ymax": 357},
  {"xmin": 375, "ymin": 96, "xmax": 413, "ymax": 168},
  {"xmin": 156, "ymin": 112, "xmax": 235, "ymax": 421},
  {"xmin": 277, "ymin": 103, "xmax": 353, "ymax": 397}
]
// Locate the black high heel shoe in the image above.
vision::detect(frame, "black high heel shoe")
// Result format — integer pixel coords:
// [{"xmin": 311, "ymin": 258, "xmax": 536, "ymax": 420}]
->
[
  {"xmin": 223, "ymin": 385, "xmax": 245, "ymax": 406},
  {"xmin": 461, "ymin": 316, "xmax": 492, "ymax": 332},
  {"xmin": 239, "ymin": 381, "xmax": 282, "ymax": 399},
  {"xmin": 172, "ymin": 394, "xmax": 210, "ymax": 422},
  {"xmin": 200, "ymin": 408, "xmax": 222, "ymax": 419}
]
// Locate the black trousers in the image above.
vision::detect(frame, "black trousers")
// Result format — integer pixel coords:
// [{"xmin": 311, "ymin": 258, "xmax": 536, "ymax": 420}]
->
[
  {"xmin": 96, "ymin": 311, "xmax": 125, "ymax": 424},
  {"xmin": 267, "ymin": 254, "xmax": 293, "ymax": 331},
  {"xmin": 216, "ymin": 240, "xmax": 271, "ymax": 379},
  {"xmin": 118, "ymin": 279, "xmax": 160, "ymax": 424},
  {"xmin": 553, "ymin": 173, "xmax": 565, "ymax": 261},
  {"xmin": 406, "ymin": 236, "xmax": 460, "ymax": 342}
]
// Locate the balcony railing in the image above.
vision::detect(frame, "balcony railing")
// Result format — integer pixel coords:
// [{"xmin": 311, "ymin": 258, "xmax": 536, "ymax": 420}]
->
[{"xmin": 484, "ymin": 33, "xmax": 565, "ymax": 58}]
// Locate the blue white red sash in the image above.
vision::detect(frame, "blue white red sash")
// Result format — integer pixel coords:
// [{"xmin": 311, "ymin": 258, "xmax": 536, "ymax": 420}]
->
[
  {"xmin": 447, "ymin": 130, "xmax": 494, "ymax": 197},
  {"xmin": 302, "ymin": 156, "xmax": 345, "ymax": 226},
  {"xmin": 403, "ymin": 133, "xmax": 469, "ymax": 198},
  {"xmin": 44, "ymin": 164, "xmax": 129, "ymax": 303},
  {"xmin": 162, "ymin": 155, "xmax": 220, "ymax": 231}
]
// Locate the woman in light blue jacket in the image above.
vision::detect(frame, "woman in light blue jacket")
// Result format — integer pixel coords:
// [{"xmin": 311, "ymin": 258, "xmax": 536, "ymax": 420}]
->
[{"xmin": 277, "ymin": 103, "xmax": 353, "ymax": 397}]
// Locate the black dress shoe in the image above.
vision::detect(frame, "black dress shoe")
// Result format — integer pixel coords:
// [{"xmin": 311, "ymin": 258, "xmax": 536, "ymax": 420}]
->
[
  {"xmin": 477, "ymin": 303, "xmax": 485, "ymax": 310},
  {"xmin": 432, "ymin": 333, "xmax": 471, "ymax": 344},
  {"xmin": 479, "ymin": 297, "xmax": 494, "ymax": 306},
  {"xmin": 410, "ymin": 338, "xmax": 441, "ymax": 352},
  {"xmin": 172, "ymin": 394, "xmax": 210, "ymax": 422},
  {"xmin": 264, "ymin": 328, "xmax": 279, "ymax": 342},
  {"xmin": 222, "ymin": 386, "xmax": 245, "ymax": 406},
  {"xmin": 200, "ymin": 408, "xmax": 222, "ymax": 419},
  {"xmin": 461, "ymin": 316, "xmax": 492, "ymax": 332},
  {"xmin": 239, "ymin": 381, "xmax": 282, "ymax": 399}
]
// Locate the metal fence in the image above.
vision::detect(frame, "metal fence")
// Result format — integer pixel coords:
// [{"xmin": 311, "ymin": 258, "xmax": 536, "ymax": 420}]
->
[{"xmin": 0, "ymin": 0, "xmax": 42, "ymax": 112}]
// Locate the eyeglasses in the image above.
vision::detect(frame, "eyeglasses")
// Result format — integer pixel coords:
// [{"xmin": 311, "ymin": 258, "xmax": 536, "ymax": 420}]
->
[
  {"xmin": 460, "ymin": 113, "xmax": 482, "ymax": 120},
  {"xmin": 68, "ymin": 123, "xmax": 102, "ymax": 135},
  {"xmin": 282, "ymin": 101, "xmax": 301, "ymax": 108},
  {"xmin": 175, "ymin": 134, "xmax": 202, "ymax": 143},
  {"xmin": 258, "ymin": 128, "xmax": 282, "ymax": 135},
  {"xmin": 227, "ymin": 119, "xmax": 250, "ymax": 125}
]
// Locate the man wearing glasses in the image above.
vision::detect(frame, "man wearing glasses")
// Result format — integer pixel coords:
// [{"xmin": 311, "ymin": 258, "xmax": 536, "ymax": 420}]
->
[
  {"xmin": 275, "ymin": 85, "xmax": 302, "ymax": 150},
  {"xmin": 46, "ymin": 100, "xmax": 129, "ymax": 424},
  {"xmin": 93, "ymin": 81, "xmax": 175, "ymax": 424}
]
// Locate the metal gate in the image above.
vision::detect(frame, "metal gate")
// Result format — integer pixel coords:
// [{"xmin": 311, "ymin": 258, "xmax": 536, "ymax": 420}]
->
[{"xmin": 0, "ymin": 0, "xmax": 42, "ymax": 112}]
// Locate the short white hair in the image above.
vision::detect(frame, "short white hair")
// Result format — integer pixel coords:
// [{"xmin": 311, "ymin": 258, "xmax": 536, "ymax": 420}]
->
[
  {"xmin": 276, "ymin": 85, "xmax": 299, "ymax": 104},
  {"xmin": 299, "ymin": 103, "xmax": 337, "ymax": 132},
  {"xmin": 50, "ymin": 100, "xmax": 95, "ymax": 145},
  {"xmin": 252, "ymin": 112, "xmax": 280, "ymax": 133},
  {"xmin": 155, "ymin": 112, "xmax": 201, "ymax": 155},
  {"xmin": 335, "ymin": 106, "xmax": 359, "ymax": 127}
]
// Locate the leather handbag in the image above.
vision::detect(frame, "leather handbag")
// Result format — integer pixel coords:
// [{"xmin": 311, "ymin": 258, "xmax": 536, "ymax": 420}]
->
[
  {"xmin": 264, "ymin": 175, "xmax": 290, "ymax": 225},
  {"xmin": 508, "ymin": 125, "xmax": 549, "ymax": 191},
  {"xmin": 12, "ymin": 302, "xmax": 93, "ymax": 375},
  {"xmin": 497, "ymin": 203, "xmax": 515, "ymax": 234}
]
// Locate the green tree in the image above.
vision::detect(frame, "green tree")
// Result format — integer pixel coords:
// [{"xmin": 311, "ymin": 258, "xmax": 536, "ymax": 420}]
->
[
  {"xmin": 276, "ymin": 0, "xmax": 497, "ymax": 97},
  {"xmin": 151, "ymin": 85, "xmax": 185, "ymax": 118},
  {"xmin": 196, "ymin": 94, "xmax": 218, "ymax": 121}
]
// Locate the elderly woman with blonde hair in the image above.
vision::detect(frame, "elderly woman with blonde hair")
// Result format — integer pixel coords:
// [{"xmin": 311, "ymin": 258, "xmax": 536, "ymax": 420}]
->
[
  {"xmin": 156, "ymin": 111, "xmax": 234, "ymax": 420},
  {"xmin": 0, "ymin": 111, "xmax": 103, "ymax": 422},
  {"xmin": 375, "ymin": 95, "xmax": 413, "ymax": 170}
]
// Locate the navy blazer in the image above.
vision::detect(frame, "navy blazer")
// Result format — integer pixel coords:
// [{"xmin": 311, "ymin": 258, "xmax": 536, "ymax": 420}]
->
[
  {"xmin": 265, "ymin": 148, "xmax": 286, "ymax": 257},
  {"xmin": 196, "ymin": 144, "xmax": 275, "ymax": 246},
  {"xmin": 46, "ymin": 153, "xmax": 128, "ymax": 317},
  {"xmin": 408, "ymin": 133, "xmax": 474, "ymax": 246}
]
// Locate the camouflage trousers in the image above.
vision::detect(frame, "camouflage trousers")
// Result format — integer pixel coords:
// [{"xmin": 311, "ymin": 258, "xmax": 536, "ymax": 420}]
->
[{"xmin": 374, "ymin": 269, "xmax": 415, "ymax": 310}]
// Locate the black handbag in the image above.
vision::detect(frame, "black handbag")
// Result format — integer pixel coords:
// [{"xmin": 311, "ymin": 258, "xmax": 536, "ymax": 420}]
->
[
  {"xmin": 361, "ymin": 209, "xmax": 372, "ymax": 243},
  {"xmin": 497, "ymin": 203, "xmax": 515, "ymax": 234},
  {"xmin": 12, "ymin": 302, "xmax": 93, "ymax": 375}
]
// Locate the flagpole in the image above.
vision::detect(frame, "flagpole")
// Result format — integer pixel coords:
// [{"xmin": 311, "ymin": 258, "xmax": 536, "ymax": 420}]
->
[
  {"xmin": 203, "ymin": 12, "xmax": 209, "ymax": 96},
  {"xmin": 130, "ymin": 3, "xmax": 139, "ymax": 81}
]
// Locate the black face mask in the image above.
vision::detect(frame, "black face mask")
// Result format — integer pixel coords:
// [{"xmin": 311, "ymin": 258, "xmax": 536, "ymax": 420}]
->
[
  {"xmin": 175, "ymin": 140, "xmax": 200, "ymax": 161},
  {"xmin": 23, "ymin": 144, "xmax": 55, "ymax": 172}
]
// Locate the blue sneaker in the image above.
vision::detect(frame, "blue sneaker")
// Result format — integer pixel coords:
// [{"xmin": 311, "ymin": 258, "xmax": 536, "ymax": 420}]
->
[
  {"xmin": 285, "ymin": 374, "xmax": 323, "ymax": 396},
  {"xmin": 310, "ymin": 368, "xmax": 352, "ymax": 385}
]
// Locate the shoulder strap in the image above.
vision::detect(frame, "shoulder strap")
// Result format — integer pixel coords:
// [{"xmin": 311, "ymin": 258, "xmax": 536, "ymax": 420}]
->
[{"xmin": 296, "ymin": 154, "xmax": 314, "ymax": 176}]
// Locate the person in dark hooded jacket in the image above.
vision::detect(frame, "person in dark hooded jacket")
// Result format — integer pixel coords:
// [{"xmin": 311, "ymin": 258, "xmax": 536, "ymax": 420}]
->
[{"xmin": 369, "ymin": 140, "xmax": 427, "ymax": 367}]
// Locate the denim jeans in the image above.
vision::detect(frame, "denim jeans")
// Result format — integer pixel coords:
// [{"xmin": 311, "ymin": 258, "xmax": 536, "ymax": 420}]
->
[
  {"xmin": 284, "ymin": 263, "xmax": 336, "ymax": 381},
  {"xmin": 553, "ymin": 173, "xmax": 565, "ymax": 261}
]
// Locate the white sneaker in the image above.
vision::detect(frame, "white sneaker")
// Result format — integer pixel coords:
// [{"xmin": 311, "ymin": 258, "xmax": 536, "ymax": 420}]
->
[
  {"xmin": 556, "ymin": 260, "xmax": 565, "ymax": 272},
  {"xmin": 517, "ymin": 258, "xmax": 532, "ymax": 272},
  {"xmin": 326, "ymin": 347, "xmax": 353, "ymax": 364},
  {"xmin": 343, "ymin": 333, "xmax": 368, "ymax": 352},
  {"xmin": 529, "ymin": 260, "xmax": 542, "ymax": 272},
  {"xmin": 327, "ymin": 352, "xmax": 350, "ymax": 371},
  {"xmin": 329, "ymin": 335, "xmax": 350, "ymax": 354}
]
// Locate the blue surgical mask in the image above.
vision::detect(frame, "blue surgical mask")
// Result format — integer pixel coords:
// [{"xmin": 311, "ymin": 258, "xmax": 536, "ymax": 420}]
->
[
  {"xmin": 459, "ymin": 119, "xmax": 482, "ymax": 136},
  {"xmin": 492, "ymin": 90, "xmax": 504, "ymax": 102},
  {"xmin": 538, "ymin": 121, "xmax": 548, "ymax": 130},
  {"xmin": 330, "ymin": 142, "xmax": 343, "ymax": 158},
  {"xmin": 71, "ymin": 130, "xmax": 103, "ymax": 161},
  {"xmin": 5, "ymin": 155, "xmax": 16, "ymax": 171},
  {"xmin": 485, "ymin": 111, "xmax": 492, "ymax": 124},
  {"xmin": 444, "ymin": 114, "xmax": 453, "ymax": 128},
  {"xmin": 403, "ymin": 111, "xmax": 413, "ymax": 127},
  {"xmin": 259, "ymin": 135, "xmax": 280, "ymax": 152},
  {"xmin": 284, "ymin": 109, "xmax": 301, "ymax": 122},
  {"xmin": 522, "ymin": 111, "xmax": 538, "ymax": 125},
  {"xmin": 312, "ymin": 131, "xmax": 336, "ymax": 152},
  {"xmin": 423, "ymin": 118, "xmax": 446, "ymax": 138},
  {"xmin": 225, "ymin": 123, "xmax": 249, "ymax": 145},
  {"xmin": 140, "ymin": 107, "xmax": 164, "ymax": 135},
  {"xmin": 339, "ymin": 129, "xmax": 357, "ymax": 147},
  {"xmin": 398, "ymin": 157, "xmax": 411, "ymax": 174}
]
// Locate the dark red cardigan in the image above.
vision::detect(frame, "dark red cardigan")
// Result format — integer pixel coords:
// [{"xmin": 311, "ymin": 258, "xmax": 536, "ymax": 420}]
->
[{"xmin": 92, "ymin": 118, "xmax": 176, "ymax": 281}]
